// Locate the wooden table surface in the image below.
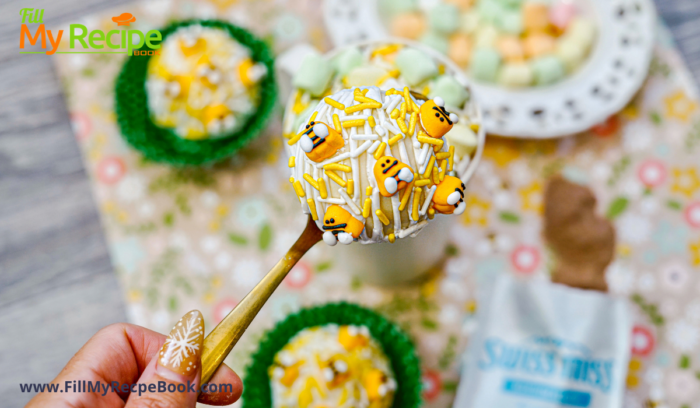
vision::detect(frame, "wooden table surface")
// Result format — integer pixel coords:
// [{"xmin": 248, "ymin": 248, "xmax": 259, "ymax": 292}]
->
[{"xmin": 1, "ymin": 1, "xmax": 699, "ymax": 406}]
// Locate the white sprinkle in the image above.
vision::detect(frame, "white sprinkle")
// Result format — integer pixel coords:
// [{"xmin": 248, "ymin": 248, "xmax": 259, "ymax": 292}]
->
[
  {"xmin": 398, "ymin": 220, "xmax": 428, "ymax": 238},
  {"xmin": 420, "ymin": 185, "xmax": 437, "ymax": 216},
  {"xmin": 351, "ymin": 141, "xmax": 372, "ymax": 158},
  {"xmin": 367, "ymin": 140, "xmax": 381, "ymax": 154},
  {"xmin": 351, "ymin": 134, "xmax": 379, "ymax": 141},
  {"xmin": 338, "ymin": 188, "xmax": 362, "ymax": 215}
]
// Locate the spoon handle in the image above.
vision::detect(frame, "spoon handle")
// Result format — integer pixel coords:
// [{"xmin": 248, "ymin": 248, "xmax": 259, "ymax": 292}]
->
[{"xmin": 200, "ymin": 216, "xmax": 322, "ymax": 383}]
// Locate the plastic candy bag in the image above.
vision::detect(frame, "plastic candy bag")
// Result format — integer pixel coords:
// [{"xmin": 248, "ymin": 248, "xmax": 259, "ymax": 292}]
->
[{"xmin": 454, "ymin": 275, "xmax": 631, "ymax": 408}]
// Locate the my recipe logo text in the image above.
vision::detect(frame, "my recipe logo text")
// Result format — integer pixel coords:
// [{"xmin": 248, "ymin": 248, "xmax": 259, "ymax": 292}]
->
[{"xmin": 19, "ymin": 9, "xmax": 162, "ymax": 56}]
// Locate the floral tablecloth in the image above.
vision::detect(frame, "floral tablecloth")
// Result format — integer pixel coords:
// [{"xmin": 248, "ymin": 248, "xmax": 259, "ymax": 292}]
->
[{"xmin": 54, "ymin": 1, "xmax": 700, "ymax": 406}]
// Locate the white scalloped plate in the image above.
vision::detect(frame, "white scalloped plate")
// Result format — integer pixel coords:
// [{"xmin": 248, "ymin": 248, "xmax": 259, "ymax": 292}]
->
[{"xmin": 323, "ymin": 0, "xmax": 656, "ymax": 139}]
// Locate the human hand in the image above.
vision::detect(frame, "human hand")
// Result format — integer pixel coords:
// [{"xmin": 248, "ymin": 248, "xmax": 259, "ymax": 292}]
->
[{"xmin": 26, "ymin": 310, "xmax": 242, "ymax": 407}]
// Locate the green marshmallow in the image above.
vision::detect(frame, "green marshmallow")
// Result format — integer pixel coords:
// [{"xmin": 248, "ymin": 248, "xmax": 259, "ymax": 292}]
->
[
  {"xmin": 345, "ymin": 65, "xmax": 389, "ymax": 88},
  {"xmin": 459, "ymin": 11, "xmax": 481, "ymax": 34},
  {"xmin": 477, "ymin": 0, "xmax": 505, "ymax": 24},
  {"xmin": 494, "ymin": 0, "xmax": 524, "ymax": 9},
  {"xmin": 498, "ymin": 63, "xmax": 534, "ymax": 87},
  {"xmin": 497, "ymin": 10, "xmax": 523, "ymax": 35},
  {"xmin": 419, "ymin": 31, "xmax": 450, "ymax": 55},
  {"xmin": 445, "ymin": 122, "xmax": 478, "ymax": 158},
  {"xmin": 532, "ymin": 56, "xmax": 566, "ymax": 86},
  {"xmin": 429, "ymin": 75, "xmax": 470, "ymax": 109},
  {"xmin": 332, "ymin": 47, "xmax": 363, "ymax": 77},
  {"xmin": 470, "ymin": 48, "xmax": 502, "ymax": 83},
  {"xmin": 292, "ymin": 53, "xmax": 334, "ymax": 97},
  {"xmin": 395, "ymin": 48, "xmax": 439, "ymax": 86},
  {"xmin": 429, "ymin": 4, "xmax": 461, "ymax": 35},
  {"xmin": 378, "ymin": 0, "xmax": 418, "ymax": 18}
]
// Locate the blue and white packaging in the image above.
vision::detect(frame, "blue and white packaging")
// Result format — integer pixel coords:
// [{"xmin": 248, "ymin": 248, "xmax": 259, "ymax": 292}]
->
[{"xmin": 454, "ymin": 275, "xmax": 631, "ymax": 408}]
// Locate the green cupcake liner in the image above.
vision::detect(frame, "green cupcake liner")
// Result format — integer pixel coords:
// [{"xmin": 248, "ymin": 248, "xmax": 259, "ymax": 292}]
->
[
  {"xmin": 115, "ymin": 20, "xmax": 277, "ymax": 166},
  {"xmin": 242, "ymin": 302, "xmax": 422, "ymax": 408}
]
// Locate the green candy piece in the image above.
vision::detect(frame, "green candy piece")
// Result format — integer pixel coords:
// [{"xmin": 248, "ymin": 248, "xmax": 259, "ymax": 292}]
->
[
  {"xmin": 378, "ymin": 0, "xmax": 418, "ymax": 18},
  {"xmin": 532, "ymin": 56, "xmax": 566, "ymax": 86},
  {"xmin": 419, "ymin": 30, "xmax": 450, "ymax": 55},
  {"xmin": 477, "ymin": 0, "xmax": 505, "ymax": 24},
  {"xmin": 292, "ymin": 53, "xmax": 334, "ymax": 97},
  {"xmin": 497, "ymin": 10, "xmax": 523, "ymax": 34},
  {"xmin": 445, "ymin": 122, "xmax": 478, "ymax": 158},
  {"xmin": 429, "ymin": 75, "xmax": 470, "ymax": 109},
  {"xmin": 470, "ymin": 48, "xmax": 502, "ymax": 83},
  {"xmin": 429, "ymin": 3, "xmax": 461, "ymax": 35},
  {"xmin": 395, "ymin": 48, "xmax": 439, "ymax": 86},
  {"xmin": 332, "ymin": 47, "xmax": 363, "ymax": 77},
  {"xmin": 494, "ymin": 0, "xmax": 524, "ymax": 9}
]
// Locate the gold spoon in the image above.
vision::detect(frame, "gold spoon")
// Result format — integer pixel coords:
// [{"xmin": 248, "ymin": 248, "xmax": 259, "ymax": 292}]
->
[
  {"xmin": 199, "ymin": 92, "xmax": 429, "ymax": 383},
  {"xmin": 200, "ymin": 215, "xmax": 322, "ymax": 383}
]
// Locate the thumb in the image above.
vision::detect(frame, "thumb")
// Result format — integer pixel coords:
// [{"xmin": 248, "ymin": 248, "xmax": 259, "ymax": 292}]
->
[{"xmin": 126, "ymin": 310, "xmax": 205, "ymax": 408}]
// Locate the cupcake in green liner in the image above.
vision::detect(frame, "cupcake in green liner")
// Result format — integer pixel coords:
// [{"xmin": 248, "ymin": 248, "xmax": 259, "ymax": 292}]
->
[
  {"xmin": 243, "ymin": 302, "xmax": 422, "ymax": 408},
  {"xmin": 115, "ymin": 20, "xmax": 277, "ymax": 165}
]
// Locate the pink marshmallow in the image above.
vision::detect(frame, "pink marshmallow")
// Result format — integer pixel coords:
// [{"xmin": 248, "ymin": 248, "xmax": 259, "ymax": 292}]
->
[{"xmin": 549, "ymin": 2, "xmax": 577, "ymax": 30}]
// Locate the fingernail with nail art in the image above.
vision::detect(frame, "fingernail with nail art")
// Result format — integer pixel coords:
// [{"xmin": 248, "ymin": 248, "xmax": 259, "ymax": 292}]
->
[{"xmin": 157, "ymin": 310, "xmax": 205, "ymax": 376}]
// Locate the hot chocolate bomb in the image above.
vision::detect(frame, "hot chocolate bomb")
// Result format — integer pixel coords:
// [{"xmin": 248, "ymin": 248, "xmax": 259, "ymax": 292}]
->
[{"xmin": 288, "ymin": 86, "xmax": 468, "ymax": 246}]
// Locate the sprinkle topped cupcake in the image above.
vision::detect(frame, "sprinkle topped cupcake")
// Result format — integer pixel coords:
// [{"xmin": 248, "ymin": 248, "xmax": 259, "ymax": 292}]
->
[
  {"xmin": 146, "ymin": 24, "xmax": 268, "ymax": 140},
  {"xmin": 270, "ymin": 324, "xmax": 396, "ymax": 408}
]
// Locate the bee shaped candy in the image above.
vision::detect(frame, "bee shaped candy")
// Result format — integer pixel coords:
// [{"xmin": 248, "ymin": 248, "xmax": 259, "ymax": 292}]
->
[
  {"xmin": 419, "ymin": 96, "xmax": 459, "ymax": 139},
  {"xmin": 363, "ymin": 369, "xmax": 397, "ymax": 402},
  {"xmin": 432, "ymin": 175, "xmax": 466, "ymax": 215},
  {"xmin": 299, "ymin": 121, "xmax": 345, "ymax": 163},
  {"xmin": 321, "ymin": 356, "xmax": 351, "ymax": 388},
  {"xmin": 373, "ymin": 156, "xmax": 415, "ymax": 197},
  {"xmin": 322, "ymin": 205, "xmax": 365, "ymax": 246}
]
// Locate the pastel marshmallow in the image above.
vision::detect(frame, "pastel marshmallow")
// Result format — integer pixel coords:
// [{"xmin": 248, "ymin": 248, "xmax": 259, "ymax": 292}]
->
[
  {"xmin": 459, "ymin": 11, "xmax": 481, "ymax": 34},
  {"xmin": 532, "ymin": 56, "xmax": 566, "ymax": 85},
  {"xmin": 477, "ymin": 0, "xmax": 506, "ymax": 24},
  {"xmin": 445, "ymin": 122, "xmax": 478, "ymax": 158},
  {"xmin": 470, "ymin": 48, "xmax": 502, "ymax": 82},
  {"xmin": 474, "ymin": 25, "xmax": 500, "ymax": 48},
  {"xmin": 444, "ymin": 0, "xmax": 476, "ymax": 10},
  {"xmin": 523, "ymin": 33, "xmax": 556, "ymax": 58},
  {"xmin": 497, "ymin": 35, "xmax": 525, "ymax": 62},
  {"xmin": 394, "ymin": 48, "xmax": 440, "ymax": 86},
  {"xmin": 549, "ymin": 1, "xmax": 577, "ymax": 30},
  {"xmin": 449, "ymin": 34, "xmax": 473, "ymax": 68},
  {"xmin": 390, "ymin": 12, "xmax": 427, "ymax": 40},
  {"xmin": 498, "ymin": 62, "xmax": 534, "ymax": 87},
  {"xmin": 420, "ymin": 31, "xmax": 450, "ymax": 55},
  {"xmin": 345, "ymin": 65, "xmax": 389, "ymax": 88},
  {"xmin": 567, "ymin": 17, "xmax": 597, "ymax": 49},
  {"xmin": 333, "ymin": 47, "xmax": 363, "ymax": 77},
  {"xmin": 429, "ymin": 75, "xmax": 470, "ymax": 108},
  {"xmin": 379, "ymin": 0, "xmax": 419, "ymax": 18},
  {"xmin": 555, "ymin": 36, "xmax": 587, "ymax": 71},
  {"xmin": 429, "ymin": 3, "xmax": 461, "ymax": 35},
  {"xmin": 292, "ymin": 53, "xmax": 334, "ymax": 97},
  {"xmin": 523, "ymin": 2, "xmax": 550, "ymax": 32},
  {"xmin": 497, "ymin": 10, "xmax": 524, "ymax": 34}
]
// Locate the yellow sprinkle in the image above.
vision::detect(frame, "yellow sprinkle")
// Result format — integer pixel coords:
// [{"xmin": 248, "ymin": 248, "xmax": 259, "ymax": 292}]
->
[
  {"xmin": 415, "ymin": 179, "xmax": 431, "ymax": 187},
  {"xmin": 347, "ymin": 179, "xmax": 354, "ymax": 197},
  {"xmin": 293, "ymin": 180, "xmax": 306, "ymax": 198},
  {"xmin": 324, "ymin": 163, "xmax": 352, "ymax": 172},
  {"xmin": 333, "ymin": 114, "xmax": 341, "ymax": 132},
  {"xmin": 345, "ymin": 102, "xmax": 382, "ymax": 114},
  {"xmin": 389, "ymin": 69, "xmax": 400, "ymax": 78},
  {"xmin": 373, "ymin": 142, "xmax": 387, "ymax": 160},
  {"xmin": 433, "ymin": 166, "xmax": 440, "ymax": 185},
  {"xmin": 386, "ymin": 88, "xmax": 397, "ymax": 95},
  {"xmin": 368, "ymin": 116, "xmax": 376, "ymax": 127},
  {"xmin": 403, "ymin": 87, "xmax": 413, "ymax": 111},
  {"xmin": 318, "ymin": 177, "xmax": 328, "ymax": 199},
  {"xmin": 303, "ymin": 173, "xmax": 319, "ymax": 190},
  {"xmin": 289, "ymin": 176, "xmax": 295, "ymax": 183},
  {"xmin": 423, "ymin": 156, "xmax": 436, "ymax": 178},
  {"xmin": 428, "ymin": 207, "xmax": 435, "ymax": 219},
  {"xmin": 309, "ymin": 111, "xmax": 318, "ymax": 123},
  {"xmin": 325, "ymin": 170, "xmax": 347, "ymax": 187},
  {"xmin": 448, "ymin": 146, "xmax": 455, "ymax": 171},
  {"xmin": 388, "ymin": 233, "xmax": 396, "ymax": 243},
  {"xmin": 397, "ymin": 118, "xmax": 408, "ymax": 134},
  {"xmin": 436, "ymin": 152, "xmax": 450, "ymax": 160},
  {"xmin": 362, "ymin": 88, "xmax": 369, "ymax": 95},
  {"xmin": 388, "ymin": 134, "xmax": 404, "ymax": 146},
  {"xmin": 371, "ymin": 44, "xmax": 401, "ymax": 57},
  {"xmin": 366, "ymin": 186, "xmax": 373, "ymax": 196},
  {"xmin": 324, "ymin": 97, "xmax": 345, "ymax": 110},
  {"xmin": 288, "ymin": 156, "xmax": 295, "ymax": 168},
  {"xmin": 362, "ymin": 198, "xmax": 372, "ymax": 218},
  {"xmin": 400, "ymin": 102, "xmax": 407, "ymax": 119},
  {"xmin": 342, "ymin": 119, "xmax": 365, "ymax": 128},
  {"xmin": 408, "ymin": 112, "xmax": 418, "ymax": 135},
  {"xmin": 376, "ymin": 209, "xmax": 390, "ymax": 225},
  {"xmin": 412, "ymin": 187, "xmax": 422, "ymax": 221},
  {"xmin": 307, "ymin": 199, "xmax": 318, "ymax": 220},
  {"xmin": 439, "ymin": 159, "xmax": 447, "ymax": 182},
  {"xmin": 390, "ymin": 109, "xmax": 400, "ymax": 119},
  {"xmin": 355, "ymin": 95, "xmax": 378, "ymax": 104},
  {"xmin": 399, "ymin": 177, "xmax": 416, "ymax": 211},
  {"xmin": 417, "ymin": 136, "xmax": 442, "ymax": 146},
  {"xmin": 470, "ymin": 123, "xmax": 480, "ymax": 132},
  {"xmin": 376, "ymin": 73, "xmax": 392, "ymax": 86},
  {"xmin": 288, "ymin": 130, "xmax": 307, "ymax": 146}
]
